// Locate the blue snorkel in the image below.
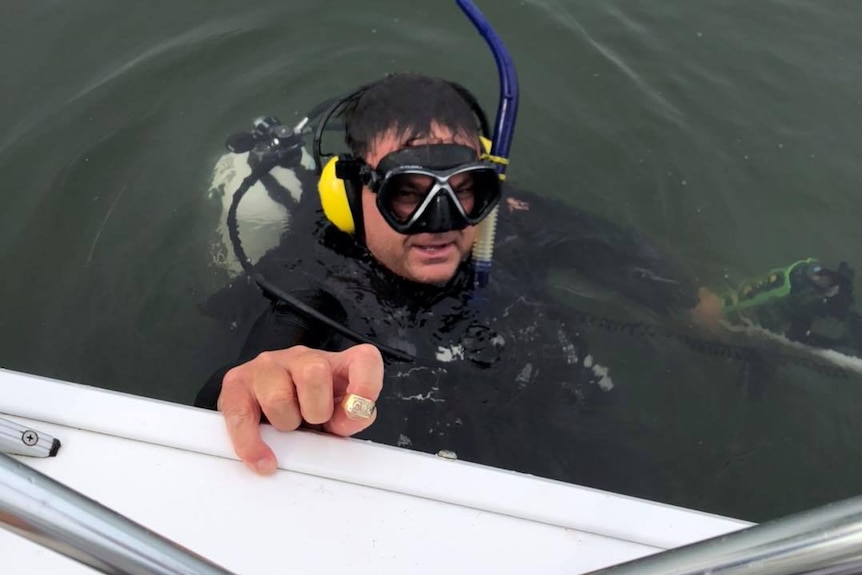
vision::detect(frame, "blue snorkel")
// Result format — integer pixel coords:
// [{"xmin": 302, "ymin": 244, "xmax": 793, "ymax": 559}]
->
[{"xmin": 456, "ymin": 0, "xmax": 520, "ymax": 288}]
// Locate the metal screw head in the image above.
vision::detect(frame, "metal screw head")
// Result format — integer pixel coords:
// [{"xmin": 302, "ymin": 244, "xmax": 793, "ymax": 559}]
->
[{"xmin": 22, "ymin": 430, "xmax": 38, "ymax": 446}]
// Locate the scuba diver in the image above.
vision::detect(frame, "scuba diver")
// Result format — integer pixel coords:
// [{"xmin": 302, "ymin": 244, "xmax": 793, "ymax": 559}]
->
[{"xmin": 195, "ymin": 1, "xmax": 859, "ymax": 480}]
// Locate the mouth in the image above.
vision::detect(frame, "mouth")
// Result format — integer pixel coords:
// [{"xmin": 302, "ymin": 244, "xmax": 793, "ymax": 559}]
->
[{"xmin": 412, "ymin": 240, "xmax": 457, "ymax": 256}]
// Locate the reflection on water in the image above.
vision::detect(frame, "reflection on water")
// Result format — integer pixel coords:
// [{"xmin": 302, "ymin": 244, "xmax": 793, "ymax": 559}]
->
[{"xmin": 1, "ymin": 0, "xmax": 861, "ymax": 522}]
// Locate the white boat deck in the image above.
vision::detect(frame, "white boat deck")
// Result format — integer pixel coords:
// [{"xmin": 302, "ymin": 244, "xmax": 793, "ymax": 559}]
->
[{"xmin": 0, "ymin": 368, "xmax": 750, "ymax": 574}]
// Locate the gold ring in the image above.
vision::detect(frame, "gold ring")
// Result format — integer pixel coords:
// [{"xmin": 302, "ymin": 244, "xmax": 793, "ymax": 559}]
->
[{"xmin": 341, "ymin": 394, "xmax": 376, "ymax": 420}]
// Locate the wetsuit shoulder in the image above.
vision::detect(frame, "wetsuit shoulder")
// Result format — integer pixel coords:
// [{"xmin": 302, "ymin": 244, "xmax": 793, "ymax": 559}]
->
[
  {"xmin": 194, "ymin": 288, "xmax": 347, "ymax": 410},
  {"xmin": 497, "ymin": 187, "xmax": 700, "ymax": 315}
]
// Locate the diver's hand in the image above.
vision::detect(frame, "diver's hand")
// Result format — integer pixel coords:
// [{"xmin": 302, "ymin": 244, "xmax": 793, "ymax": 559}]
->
[
  {"xmin": 217, "ymin": 344, "xmax": 383, "ymax": 475},
  {"xmin": 690, "ymin": 287, "xmax": 725, "ymax": 333}
]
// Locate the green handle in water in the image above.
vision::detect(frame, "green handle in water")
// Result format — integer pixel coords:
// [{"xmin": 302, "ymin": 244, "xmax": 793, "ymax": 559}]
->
[{"xmin": 720, "ymin": 258, "xmax": 819, "ymax": 315}]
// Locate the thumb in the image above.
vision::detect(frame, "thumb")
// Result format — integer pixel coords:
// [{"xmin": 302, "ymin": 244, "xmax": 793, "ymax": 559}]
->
[{"xmin": 324, "ymin": 344, "xmax": 384, "ymax": 436}]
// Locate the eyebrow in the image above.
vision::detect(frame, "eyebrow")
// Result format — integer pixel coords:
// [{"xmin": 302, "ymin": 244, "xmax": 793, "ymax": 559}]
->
[
  {"xmin": 404, "ymin": 136, "xmax": 443, "ymax": 146},
  {"xmin": 403, "ymin": 134, "xmax": 481, "ymax": 150},
  {"xmin": 400, "ymin": 178, "xmax": 427, "ymax": 191},
  {"xmin": 452, "ymin": 178, "xmax": 475, "ymax": 191}
]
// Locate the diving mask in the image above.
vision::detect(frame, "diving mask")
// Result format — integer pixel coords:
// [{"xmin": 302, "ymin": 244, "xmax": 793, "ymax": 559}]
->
[{"xmin": 362, "ymin": 144, "xmax": 502, "ymax": 235}]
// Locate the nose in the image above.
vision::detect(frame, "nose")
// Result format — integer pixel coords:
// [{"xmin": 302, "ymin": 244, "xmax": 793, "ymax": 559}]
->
[{"xmin": 416, "ymin": 194, "xmax": 468, "ymax": 233}]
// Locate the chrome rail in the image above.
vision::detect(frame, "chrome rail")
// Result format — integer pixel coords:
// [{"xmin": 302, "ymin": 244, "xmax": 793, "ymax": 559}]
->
[
  {"xmin": 0, "ymin": 451, "xmax": 236, "ymax": 575},
  {"xmin": 582, "ymin": 495, "xmax": 862, "ymax": 575}
]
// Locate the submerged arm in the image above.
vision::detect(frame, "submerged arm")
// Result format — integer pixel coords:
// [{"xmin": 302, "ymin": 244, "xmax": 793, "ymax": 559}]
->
[{"xmin": 498, "ymin": 190, "xmax": 702, "ymax": 317}]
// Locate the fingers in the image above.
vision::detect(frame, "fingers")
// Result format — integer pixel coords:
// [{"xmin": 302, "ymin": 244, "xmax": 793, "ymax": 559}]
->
[
  {"xmin": 217, "ymin": 344, "xmax": 385, "ymax": 474},
  {"xmin": 691, "ymin": 287, "xmax": 725, "ymax": 334},
  {"xmin": 344, "ymin": 344, "xmax": 385, "ymax": 399},
  {"xmin": 293, "ymin": 356, "xmax": 335, "ymax": 424},
  {"xmin": 220, "ymin": 350, "xmax": 311, "ymax": 475},
  {"xmin": 324, "ymin": 344, "xmax": 384, "ymax": 437},
  {"xmin": 219, "ymin": 367, "xmax": 278, "ymax": 475},
  {"xmin": 236, "ymin": 351, "xmax": 303, "ymax": 432}
]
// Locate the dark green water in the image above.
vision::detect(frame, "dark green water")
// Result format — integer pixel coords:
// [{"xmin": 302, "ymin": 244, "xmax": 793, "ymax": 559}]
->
[{"xmin": 1, "ymin": 0, "xmax": 861, "ymax": 522}]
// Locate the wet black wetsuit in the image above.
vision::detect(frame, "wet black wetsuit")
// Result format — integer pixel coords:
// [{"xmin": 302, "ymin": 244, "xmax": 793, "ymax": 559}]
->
[{"xmin": 196, "ymin": 168, "xmax": 700, "ymax": 487}]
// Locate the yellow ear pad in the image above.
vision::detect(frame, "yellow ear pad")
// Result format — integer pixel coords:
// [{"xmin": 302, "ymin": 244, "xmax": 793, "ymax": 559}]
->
[{"xmin": 318, "ymin": 156, "xmax": 356, "ymax": 234}]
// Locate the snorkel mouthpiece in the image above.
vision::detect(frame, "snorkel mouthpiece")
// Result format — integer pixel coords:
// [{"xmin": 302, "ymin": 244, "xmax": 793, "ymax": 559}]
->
[{"xmin": 456, "ymin": 0, "xmax": 520, "ymax": 288}]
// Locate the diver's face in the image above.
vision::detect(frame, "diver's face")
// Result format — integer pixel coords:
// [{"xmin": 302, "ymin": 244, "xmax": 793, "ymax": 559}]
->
[{"xmin": 362, "ymin": 123, "xmax": 480, "ymax": 285}]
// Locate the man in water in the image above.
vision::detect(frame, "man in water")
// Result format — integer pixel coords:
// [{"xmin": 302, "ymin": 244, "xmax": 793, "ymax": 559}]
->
[{"xmin": 196, "ymin": 73, "xmax": 729, "ymax": 480}]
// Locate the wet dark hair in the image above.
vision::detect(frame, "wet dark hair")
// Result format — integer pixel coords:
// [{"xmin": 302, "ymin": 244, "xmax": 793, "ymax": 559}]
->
[{"xmin": 343, "ymin": 73, "xmax": 483, "ymax": 159}]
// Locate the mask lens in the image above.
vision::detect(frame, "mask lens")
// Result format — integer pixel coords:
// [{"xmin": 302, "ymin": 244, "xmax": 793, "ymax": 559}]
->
[
  {"xmin": 383, "ymin": 173, "xmax": 436, "ymax": 222},
  {"xmin": 459, "ymin": 167, "xmax": 501, "ymax": 220}
]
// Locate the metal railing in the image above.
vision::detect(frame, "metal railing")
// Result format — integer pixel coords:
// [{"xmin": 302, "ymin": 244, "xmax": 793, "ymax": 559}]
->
[
  {"xmin": 0, "ymin": 451, "xmax": 236, "ymax": 575},
  {"xmin": 582, "ymin": 495, "xmax": 862, "ymax": 575}
]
